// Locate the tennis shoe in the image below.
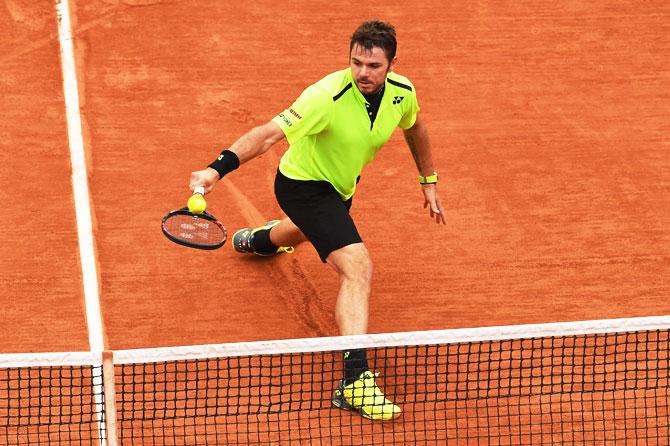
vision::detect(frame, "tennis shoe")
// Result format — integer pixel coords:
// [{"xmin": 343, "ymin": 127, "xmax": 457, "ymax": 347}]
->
[
  {"xmin": 331, "ymin": 371, "xmax": 401, "ymax": 421},
  {"xmin": 232, "ymin": 220, "xmax": 294, "ymax": 256}
]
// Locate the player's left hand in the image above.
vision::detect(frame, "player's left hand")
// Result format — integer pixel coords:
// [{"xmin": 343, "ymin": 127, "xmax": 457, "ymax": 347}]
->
[{"xmin": 421, "ymin": 184, "xmax": 446, "ymax": 225}]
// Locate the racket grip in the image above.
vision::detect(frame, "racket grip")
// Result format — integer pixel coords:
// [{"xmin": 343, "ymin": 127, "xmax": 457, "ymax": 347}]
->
[{"xmin": 193, "ymin": 186, "xmax": 205, "ymax": 195}]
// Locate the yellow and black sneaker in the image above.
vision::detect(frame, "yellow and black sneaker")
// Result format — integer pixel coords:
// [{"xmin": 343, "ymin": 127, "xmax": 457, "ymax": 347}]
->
[
  {"xmin": 232, "ymin": 220, "xmax": 294, "ymax": 256},
  {"xmin": 332, "ymin": 371, "xmax": 401, "ymax": 421}
]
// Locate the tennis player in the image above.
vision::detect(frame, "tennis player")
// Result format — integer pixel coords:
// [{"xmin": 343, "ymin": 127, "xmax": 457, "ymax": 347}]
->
[{"xmin": 189, "ymin": 20, "xmax": 445, "ymax": 421}]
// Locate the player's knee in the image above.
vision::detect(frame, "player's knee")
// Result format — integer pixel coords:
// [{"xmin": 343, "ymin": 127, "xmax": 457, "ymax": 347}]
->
[
  {"xmin": 357, "ymin": 254, "xmax": 373, "ymax": 284},
  {"xmin": 340, "ymin": 247, "xmax": 373, "ymax": 284}
]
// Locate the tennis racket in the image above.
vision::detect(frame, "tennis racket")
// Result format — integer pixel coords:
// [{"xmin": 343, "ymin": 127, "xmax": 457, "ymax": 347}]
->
[{"xmin": 161, "ymin": 187, "xmax": 227, "ymax": 250}]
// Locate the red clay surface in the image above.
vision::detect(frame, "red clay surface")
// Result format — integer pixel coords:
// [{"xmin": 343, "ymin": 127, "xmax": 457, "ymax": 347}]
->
[
  {"xmin": 2, "ymin": 0, "xmax": 670, "ymax": 349},
  {"xmin": 2, "ymin": 1, "xmax": 669, "ymax": 445},
  {"xmin": 0, "ymin": 0, "xmax": 89, "ymax": 352}
]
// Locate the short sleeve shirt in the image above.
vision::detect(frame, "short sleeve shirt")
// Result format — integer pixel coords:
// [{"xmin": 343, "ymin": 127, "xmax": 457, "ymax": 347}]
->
[{"xmin": 272, "ymin": 68, "xmax": 420, "ymax": 200}]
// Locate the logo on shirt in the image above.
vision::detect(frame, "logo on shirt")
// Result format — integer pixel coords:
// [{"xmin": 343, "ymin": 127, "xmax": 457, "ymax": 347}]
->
[
  {"xmin": 288, "ymin": 108, "xmax": 302, "ymax": 120},
  {"xmin": 393, "ymin": 96, "xmax": 404, "ymax": 105},
  {"xmin": 278, "ymin": 113, "xmax": 293, "ymax": 127}
]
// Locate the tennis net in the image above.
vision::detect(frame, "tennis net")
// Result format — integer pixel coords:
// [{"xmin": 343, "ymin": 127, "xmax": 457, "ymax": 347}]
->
[
  {"xmin": 1, "ymin": 316, "xmax": 669, "ymax": 445},
  {"xmin": 0, "ymin": 353, "xmax": 106, "ymax": 445}
]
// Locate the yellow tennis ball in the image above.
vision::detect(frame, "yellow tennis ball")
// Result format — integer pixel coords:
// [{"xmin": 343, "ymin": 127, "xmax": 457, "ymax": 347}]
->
[{"xmin": 187, "ymin": 193, "xmax": 207, "ymax": 214}]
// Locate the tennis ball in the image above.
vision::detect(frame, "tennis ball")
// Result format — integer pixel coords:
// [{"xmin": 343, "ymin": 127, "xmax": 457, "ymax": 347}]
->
[{"xmin": 187, "ymin": 193, "xmax": 207, "ymax": 214}]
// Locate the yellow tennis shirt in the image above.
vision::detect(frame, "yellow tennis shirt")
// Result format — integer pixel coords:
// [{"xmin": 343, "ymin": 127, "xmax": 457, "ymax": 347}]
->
[{"xmin": 272, "ymin": 68, "xmax": 420, "ymax": 200}]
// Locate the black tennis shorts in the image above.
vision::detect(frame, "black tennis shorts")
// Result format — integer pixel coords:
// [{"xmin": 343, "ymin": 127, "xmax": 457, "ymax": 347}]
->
[{"xmin": 274, "ymin": 170, "xmax": 362, "ymax": 262}]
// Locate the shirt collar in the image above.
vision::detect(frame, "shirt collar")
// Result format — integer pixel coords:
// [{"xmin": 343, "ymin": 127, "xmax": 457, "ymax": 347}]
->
[{"xmin": 345, "ymin": 67, "xmax": 387, "ymax": 105}]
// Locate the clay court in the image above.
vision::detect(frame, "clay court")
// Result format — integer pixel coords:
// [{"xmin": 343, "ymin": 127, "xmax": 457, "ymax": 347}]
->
[{"xmin": 1, "ymin": 1, "xmax": 668, "ymax": 444}]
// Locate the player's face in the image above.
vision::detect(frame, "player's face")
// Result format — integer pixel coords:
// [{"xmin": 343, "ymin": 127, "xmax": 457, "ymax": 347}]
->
[{"xmin": 350, "ymin": 44, "xmax": 396, "ymax": 95}]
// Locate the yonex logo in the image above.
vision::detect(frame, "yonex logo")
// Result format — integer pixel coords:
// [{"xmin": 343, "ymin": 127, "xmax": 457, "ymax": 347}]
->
[{"xmin": 393, "ymin": 96, "xmax": 404, "ymax": 105}]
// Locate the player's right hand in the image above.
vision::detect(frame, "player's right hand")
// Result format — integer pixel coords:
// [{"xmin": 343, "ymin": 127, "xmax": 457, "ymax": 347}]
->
[{"xmin": 189, "ymin": 167, "xmax": 220, "ymax": 195}]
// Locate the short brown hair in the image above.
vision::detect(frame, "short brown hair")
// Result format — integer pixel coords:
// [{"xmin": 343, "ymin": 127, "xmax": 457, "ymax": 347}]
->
[{"xmin": 350, "ymin": 20, "xmax": 397, "ymax": 62}]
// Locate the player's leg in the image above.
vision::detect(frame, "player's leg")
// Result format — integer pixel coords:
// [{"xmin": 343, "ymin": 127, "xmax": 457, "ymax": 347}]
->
[
  {"xmin": 269, "ymin": 217, "xmax": 308, "ymax": 247},
  {"xmin": 326, "ymin": 242, "xmax": 372, "ymax": 336},
  {"xmin": 271, "ymin": 170, "xmax": 400, "ymax": 419},
  {"xmin": 327, "ymin": 243, "xmax": 401, "ymax": 420}
]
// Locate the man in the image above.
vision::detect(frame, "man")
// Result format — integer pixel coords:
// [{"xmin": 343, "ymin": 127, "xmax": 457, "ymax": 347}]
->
[{"xmin": 189, "ymin": 20, "xmax": 445, "ymax": 421}]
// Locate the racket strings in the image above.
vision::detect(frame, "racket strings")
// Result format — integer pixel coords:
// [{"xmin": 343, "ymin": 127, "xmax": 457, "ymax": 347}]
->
[{"xmin": 163, "ymin": 213, "xmax": 226, "ymax": 247}]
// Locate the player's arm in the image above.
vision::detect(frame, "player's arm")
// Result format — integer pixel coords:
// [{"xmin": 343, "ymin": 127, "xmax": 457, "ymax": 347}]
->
[
  {"xmin": 229, "ymin": 120, "xmax": 286, "ymax": 163},
  {"xmin": 189, "ymin": 121, "xmax": 285, "ymax": 194},
  {"xmin": 402, "ymin": 114, "xmax": 446, "ymax": 225}
]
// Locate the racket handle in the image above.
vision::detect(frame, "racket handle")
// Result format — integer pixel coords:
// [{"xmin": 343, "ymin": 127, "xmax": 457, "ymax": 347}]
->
[{"xmin": 193, "ymin": 186, "xmax": 205, "ymax": 195}]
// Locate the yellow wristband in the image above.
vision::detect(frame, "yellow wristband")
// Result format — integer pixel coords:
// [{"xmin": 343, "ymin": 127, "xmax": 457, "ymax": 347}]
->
[{"xmin": 419, "ymin": 172, "xmax": 438, "ymax": 184}]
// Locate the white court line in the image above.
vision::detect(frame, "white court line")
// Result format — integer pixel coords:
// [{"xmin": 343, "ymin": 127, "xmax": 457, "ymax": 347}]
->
[
  {"xmin": 55, "ymin": 2, "xmax": 105, "ymax": 355},
  {"xmin": 56, "ymin": 3, "xmax": 108, "ymax": 444}
]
